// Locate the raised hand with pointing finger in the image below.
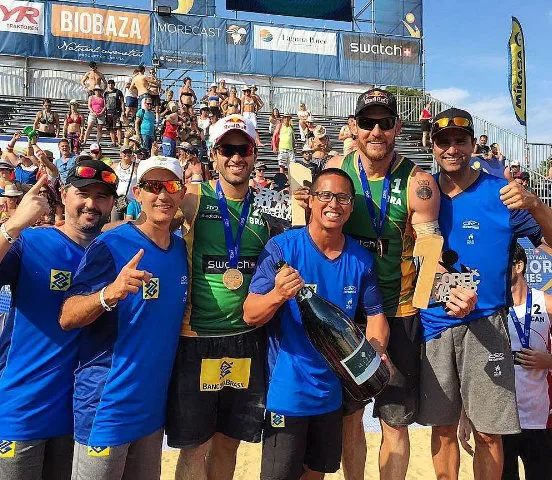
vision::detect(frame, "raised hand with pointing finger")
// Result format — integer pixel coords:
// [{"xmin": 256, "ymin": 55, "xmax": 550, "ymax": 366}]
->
[{"xmin": 103, "ymin": 249, "xmax": 153, "ymax": 305}]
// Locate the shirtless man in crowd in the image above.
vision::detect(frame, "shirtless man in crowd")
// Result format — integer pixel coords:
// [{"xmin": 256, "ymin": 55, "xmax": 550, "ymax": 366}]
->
[{"xmin": 80, "ymin": 62, "xmax": 107, "ymax": 97}]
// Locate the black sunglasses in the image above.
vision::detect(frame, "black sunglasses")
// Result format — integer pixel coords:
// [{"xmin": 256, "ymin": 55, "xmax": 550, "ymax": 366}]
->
[
  {"xmin": 214, "ymin": 143, "xmax": 255, "ymax": 157},
  {"xmin": 356, "ymin": 116, "xmax": 397, "ymax": 131}
]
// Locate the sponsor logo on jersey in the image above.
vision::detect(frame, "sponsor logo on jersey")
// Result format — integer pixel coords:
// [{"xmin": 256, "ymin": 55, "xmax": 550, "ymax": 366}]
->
[
  {"xmin": 462, "ymin": 220, "xmax": 480, "ymax": 230},
  {"xmin": 202, "ymin": 255, "xmax": 257, "ymax": 275},
  {"xmin": 143, "ymin": 278, "xmax": 159, "ymax": 300},
  {"xmin": 346, "ymin": 298, "xmax": 354, "ymax": 310},
  {"xmin": 87, "ymin": 446, "xmax": 110, "ymax": 457},
  {"xmin": 352, "ymin": 235, "xmax": 390, "ymax": 255},
  {"xmin": 270, "ymin": 412, "xmax": 285, "ymax": 428},
  {"xmin": 181, "ymin": 275, "xmax": 188, "ymax": 285},
  {"xmin": 488, "ymin": 352, "xmax": 504, "ymax": 362},
  {"xmin": 50, "ymin": 269, "xmax": 72, "ymax": 291},
  {"xmin": 467, "ymin": 233, "xmax": 475, "ymax": 245},
  {"xmin": 344, "ymin": 285, "xmax": 357, "ymax": 294},
  {"xmin": 200, "ymin": 357, "xmax": 251, "ymax": 391},
  {"xmin": 0, "ymin": 440, "xmax": 15, "ymax": 458}
]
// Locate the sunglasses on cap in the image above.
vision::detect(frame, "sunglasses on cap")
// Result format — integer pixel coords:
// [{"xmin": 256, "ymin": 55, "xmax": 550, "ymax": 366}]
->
[
  {"xmin": 356, "ymin": 116, "xmax": 397, "ymax": 131},
  {"xmin": 75, "ymin": 165, "xmax": 117, "ymax": 185},
  {"xmin": 432, "ymin": 116, "xmax": 472, "ymax": 131},
  {"xmin": 139, "ymin": 180, "xmax": 185, "ymax": 195},
  {"xmin": 214, "ymin": 143, "xmax": 255, "ymax": 157}
]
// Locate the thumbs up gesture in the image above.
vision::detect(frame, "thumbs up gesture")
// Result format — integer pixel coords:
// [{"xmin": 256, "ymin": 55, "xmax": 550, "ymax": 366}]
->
[{"xmin": 104, "ymin": 249, "xmax": 153, "ymax": 303}]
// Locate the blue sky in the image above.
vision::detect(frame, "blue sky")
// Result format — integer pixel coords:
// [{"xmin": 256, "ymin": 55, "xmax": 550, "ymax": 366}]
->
[{"xmin": 91, "ymin": 0, "xmax": 548, "ymax": 143}]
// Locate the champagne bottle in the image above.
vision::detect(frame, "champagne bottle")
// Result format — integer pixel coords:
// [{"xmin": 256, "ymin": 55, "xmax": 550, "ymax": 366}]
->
[{"xmin": 275, "ymin": 261, "xmax": 390, "ymax": 401}]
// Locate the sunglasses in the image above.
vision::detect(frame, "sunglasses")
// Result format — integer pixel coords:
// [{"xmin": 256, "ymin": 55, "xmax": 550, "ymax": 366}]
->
[
  {"xmin": 356, "ymin": 116, "xmax": 397, "ymax": 131},
  {"xmin": 214, "ymin": 143, "xmax": 255, "ymax": 157},
  {"xmin": 432, "ymin": 117, "xmax": 472, "ymax": 130},
  {"xmin": 312, "ymin": 191, "xmax": 353, "ymax": 205},
  {"xmin": 182, "ymin": 148, "xmax": 198, "ymax": 154},
  {"xmin": 139, "ymin": 179, "xmax": 184, "ymax": 195},
  {"xmin": 75, "ymin": 166, "xmax": 117, "ymax": 185}
]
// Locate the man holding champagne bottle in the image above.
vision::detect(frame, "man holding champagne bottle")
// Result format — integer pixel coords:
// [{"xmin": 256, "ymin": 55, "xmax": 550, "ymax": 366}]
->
[{"xmin": 244, "ymin": 168, "xmax": 390, "ymax": 480}]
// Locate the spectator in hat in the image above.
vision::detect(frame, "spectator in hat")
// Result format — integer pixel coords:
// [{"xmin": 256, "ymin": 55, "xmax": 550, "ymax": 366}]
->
[
  {"xmin": 89, "ymin": 143, "xmax": 112, "ymax": 166},
  {"xmin": 504, "ymin": 159, "xmax": 521, "ymax": 182},
  {"xmin": 296, "ymin": 143, "xmax": 321, "ymax": 176},
  {"xmin": 310, "ymin": 125, "xmax": 331, "ymax": 170},
  {"xmin": 0, "ymin": 183, "xmax": 24, "ymax": 224},
  {"xmin": 250, "ymin": 161, "xmax": 272, "ymax": 191},
  {"xmin": 135, "ymin": 96, "xmax": 156, "ymax": 154},
  {"xmin": 197, "ymin": 104, "xmax": 211, "ymax": 133},
  {"xmin": 64, "ymin": 99, "xmax": 85, "ymax": 154},
  {"xmin": 241, "ymin": 87, "xmax": 263, "ymax": 146},
  {"xmin": 125, "ymin": 134, "xmax": 142, "ymax": 153},
  {"xmin": 274, "ymin": 113, "xmax": 296, "ymax": 174},
  {"xmin": 104, "ymin": 79, "xmax": 125, "ymax": 147},
  {"xmin": 136, "ymin": 147, "xmax": 150, "ymax": 162},
  {"xmin": 81, "ymin": 61, "xmax": 107, "ymax": 97},
  {"xmin": 179, "ymin": 77, "xmax": 197, "ymax": 117},
  {"xmin": 160, "ymin": 89, "xmax": 178, "ymax": 118},
  {"xmin": 33, "ymin": 98, "xmax": 60, "ymax": 138},
  {"xmin": 111, "ymin": 146, "xmax": 138, "ymax": 221},
  {"xmin": 83, "ymin": 86, "xmax": 106, "ymax": 145},
  {"xmin": 14, "ymin": 147, "xmax": 39, "ymax": 186},
  {"xmin": 202, "ymin": 83, "xmax": 222, "ymax": 117},
  {"xmin": 179, "ymin": 142, "xmax": 209, "ymax": 183}
]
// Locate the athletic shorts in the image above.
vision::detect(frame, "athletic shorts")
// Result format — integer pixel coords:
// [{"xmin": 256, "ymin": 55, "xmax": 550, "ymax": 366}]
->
[
  {"xmin": 277, "ymin": 150, "xmax": 294, "ymax": 169},
  {"xmin": 149, "ymin": 95, "xmax": 161, "ymax": 107},
  {"xmin": 38, "ymin": 131, "xmax": 56, "ymax": 138},
  {"xmin": 166, "ymin": 328, "xmax": 266, "ymax": 448},
  {"xmin": 243, "ymin": 111, "xmax": 257, "ymax": 129},
  {"xmin": 71, "ymin": 429, "xmax": 163, "ymax": 480},
  {"xmin": 105, "ymin": 111, "xmax": 121, "ymax": 131},
  {"xmin": 421, "ymin": 119, "xmax": 431, "ymax": 132},
  {"xmin": 503, "ymin": 429, "xmax": 552, "ymax": 480},
  {"xmin": 125, "ymin": 96, "xmax": 138, "ymax": 108},
  {"xmin": 418, "ymin": 310, "xmax": 520, "ymax": 434},
  {"xmin": 0, "ymin": 434, "xmax": 73, "ymax": 480},
  {"xmin": 260, "ymin": 408, "xmax": 342, "ymax": 480},
  {"xmin": 87, "ymin": 112, "xmax": 105, "ymax": 126},
  {"xmin": 373, "ymin": 314, "xmax": 421, "ymax": 426}
]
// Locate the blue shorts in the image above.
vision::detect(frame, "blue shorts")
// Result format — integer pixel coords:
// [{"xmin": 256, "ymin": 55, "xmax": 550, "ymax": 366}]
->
[
  {"xmin": 125, "ymin": 97, "xmax": 138, "ymax": 108},
  {"xmin": 162, "ymin": 138, "xmax": 176, "ymax": 157}
]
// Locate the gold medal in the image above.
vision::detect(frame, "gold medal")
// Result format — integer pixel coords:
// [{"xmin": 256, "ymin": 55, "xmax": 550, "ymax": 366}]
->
[
  {"xmin": 222, "ymin": 268, "xmax": 243, "ymax": 290},
  {"xmin": 376, "ymin": 238, "xmax": 384, "ymax": 258}
]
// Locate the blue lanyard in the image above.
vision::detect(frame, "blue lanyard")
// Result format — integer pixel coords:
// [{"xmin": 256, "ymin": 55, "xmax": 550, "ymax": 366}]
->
[
  {"xmin": 357, "ymin": 153, "xmax": 396, "ymax": 239},
  {"xmin": 510, "ymin": 289, "xmax": 532, "ymax": 349},
  {"xmin": 215, "ymin": 181, "xmax": 251, "ymax": 269}
]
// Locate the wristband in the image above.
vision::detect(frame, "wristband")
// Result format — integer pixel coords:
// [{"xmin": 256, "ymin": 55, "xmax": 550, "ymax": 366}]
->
[
  {"xmin": 99, "ymin": 286, "xmax": 117, "ymax": 312},
  {"xmin": 0, "ymin": 223, "xmax": 15, "ymax": 244}
]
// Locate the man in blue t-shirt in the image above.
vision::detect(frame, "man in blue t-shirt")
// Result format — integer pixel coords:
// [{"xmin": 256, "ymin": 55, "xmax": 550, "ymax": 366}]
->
[
  {"xmin": 418, "ymin": 108, "xmax": 552, "ymax": 480},
  {"xmin": 54, "ymin": 138, "xmax": 77, "ymax": 184},
  {"xmin": 0, "ymin": 160, "xmax": 117, "ymax": 480},
  {"xmin": 60, "ymin": 156, "xmax": 188, "ymax": 480},
  {"xmin": 135, "ymin": 95, "xmax": 156, "ymax": 154},
  {"xmin": 244, "ymin": 169, "xmax": 390, "ymax": 480}
]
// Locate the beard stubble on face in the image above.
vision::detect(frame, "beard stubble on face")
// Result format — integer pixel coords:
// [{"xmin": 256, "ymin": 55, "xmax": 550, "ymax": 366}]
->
[{"xmin": 357, "ymin": 134, "xmax": 395, "ymax": 163}]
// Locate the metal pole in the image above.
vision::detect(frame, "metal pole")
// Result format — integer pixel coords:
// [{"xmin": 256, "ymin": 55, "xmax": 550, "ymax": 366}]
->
[{"xmin": 24, "ymin": 57, "xmax": 29, "ymax": 98}]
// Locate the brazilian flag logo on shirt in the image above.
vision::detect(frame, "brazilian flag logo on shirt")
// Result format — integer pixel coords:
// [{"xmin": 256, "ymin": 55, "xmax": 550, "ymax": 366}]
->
[{"xmin": 50, "ymin": 270, "xmax": 72, "ymax": 291}]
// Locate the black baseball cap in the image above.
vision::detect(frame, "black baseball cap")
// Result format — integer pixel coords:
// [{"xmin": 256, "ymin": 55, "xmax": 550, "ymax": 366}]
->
[
  {"xmin": 431, "ymin": 108, "xmax": 474, "ymax": 139},
  {"xmin": 355, "ymin": 88, "xmax": 398, "ymax": 117},
  {"xmin": 66, "ymin": 158, "xmax": 118, "ymax": 195}
]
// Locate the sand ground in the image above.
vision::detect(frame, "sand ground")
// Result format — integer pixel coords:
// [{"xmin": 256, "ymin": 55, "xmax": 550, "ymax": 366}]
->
[{"xmin": 161, "ymin": 427, "xmax": 523, "ymax": 479}]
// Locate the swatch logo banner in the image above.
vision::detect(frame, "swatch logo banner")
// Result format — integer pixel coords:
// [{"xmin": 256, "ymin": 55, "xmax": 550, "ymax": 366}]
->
[
  {"xmin": 343, "ymin": 33, "xmax": 420, "ymax": 64},
  {"xmin": 51, "ymin": 4, "xmax": 150, "ymax": 46},
  {"xmin": 253, "ymin": 24, "xmax": 337, "ymax": 56},
  {"xmin": 0, "ymin": 1, "xmax": 44, "ymax": 35}
]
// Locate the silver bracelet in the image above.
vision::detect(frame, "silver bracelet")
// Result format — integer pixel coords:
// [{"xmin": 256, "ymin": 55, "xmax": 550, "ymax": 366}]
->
[
  {"xmin": 99, "ymin": 286, "xmax": 117, "ymax": 312},
  {"xmin": 0, "ymin": 223, "xmax": 15, "ymax": 244}
]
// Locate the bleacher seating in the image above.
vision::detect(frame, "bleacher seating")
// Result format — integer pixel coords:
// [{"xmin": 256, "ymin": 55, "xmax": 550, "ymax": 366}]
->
[{"xmin": 0, "ymin": 96, "xmax": 435, "ymax": 175}]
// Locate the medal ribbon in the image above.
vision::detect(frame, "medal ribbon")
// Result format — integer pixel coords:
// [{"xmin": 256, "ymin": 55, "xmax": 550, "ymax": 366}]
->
[
  {"xmin": 509, "ymin": 289, "xmax": 532, "ymax": 349},
  {"xmin": 357, "ymin": 153, "xmax": 396, "ymax": 240},
  {"xmin": 216, "ymin": 181, "xmax": 251, "ymax": 269}
]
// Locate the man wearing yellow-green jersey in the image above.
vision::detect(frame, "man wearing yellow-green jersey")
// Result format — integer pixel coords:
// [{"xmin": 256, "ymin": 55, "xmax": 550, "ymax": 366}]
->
[
  {"xmin": 166, "ymin": 115, "xmax": 269, "ymax": 480},
  {"xmin": 325, "ymin": 89, "xmax": 441, "ymax": 480}
]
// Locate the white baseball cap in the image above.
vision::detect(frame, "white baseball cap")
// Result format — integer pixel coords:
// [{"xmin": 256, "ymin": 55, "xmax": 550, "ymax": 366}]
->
[
  {"xmin": 209, "ymin": 115, "xmax": 256, "ymax": 146},
  {"xmin": 510, "ymin": 159, "xmax": 520, "ymax": 166},
  {"xmin": 137, "ymin": 155, "xmax": 183, "ymax": 182}
]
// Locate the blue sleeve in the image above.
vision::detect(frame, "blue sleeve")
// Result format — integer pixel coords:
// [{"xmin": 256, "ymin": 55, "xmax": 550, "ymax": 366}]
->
[
  {"xmin": 126, "ymin": 201, "xmax": 137, "ymax": 218},
  {"xmin": 0, "ymin": 238, "xmax": 23, "ymax": 288},
  {"xmin": 136, "ymin": 109, "xmax": 144, "ymax": 120},
  {"xmin": 248, "ymin": 239, "xmax": 284, "ymax": 295},
  {"xmin": 360, "ymin": 260, "xmax": 384, "ymax": 316},
  {"xmin": 510, "ymin": 209, "xmax": 543, "ymax": 247},
  {"xmin": 64, "ymin": 240, "xmax": 117, "ymax": 298}
]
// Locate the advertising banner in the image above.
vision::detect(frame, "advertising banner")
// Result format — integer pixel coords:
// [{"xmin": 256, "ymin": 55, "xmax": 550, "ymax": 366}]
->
[
  {"xmin": 253, "ymin": 25, "xmax": 337, "ymax": 57},
  {"xmin": 47, "ymin": 4, "xmax": 152, "ymax": 65},
  {"xmin": 226, "ymin": 0, "xmax": 352, "ymax": 22},
  {"xmin": 0, "ymin": 1, "xmax": 46, "ymax": 57},
  {"xmin": 508, "ymin": 16, "xmax": 526, "ymax": 127},
  {"xmin": 154, "ymin": 0, "xmax": 213, "ymax": 16}
]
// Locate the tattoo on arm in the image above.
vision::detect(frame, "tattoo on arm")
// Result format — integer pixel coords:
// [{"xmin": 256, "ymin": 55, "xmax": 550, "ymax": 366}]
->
[{"xmin": 416, "ymin": 180, "xmax": 433, "ymax": 200}]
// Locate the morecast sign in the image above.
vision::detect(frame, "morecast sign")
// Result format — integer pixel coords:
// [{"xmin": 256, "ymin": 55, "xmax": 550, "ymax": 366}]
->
[
  {"xmin": 51, "ymin": 4, "xmax": 150, "ymax": 45},
  {"xmin": 343, "ymin": 33, "xmax": 419, "ymax": 64}
]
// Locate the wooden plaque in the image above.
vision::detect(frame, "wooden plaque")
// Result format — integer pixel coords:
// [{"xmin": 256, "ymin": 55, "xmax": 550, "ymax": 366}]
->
[
  {"xmin": 412, "ymin": 234, "xmax": 444, "ymax": 309},
  {"xmin": 289, "ymin": 162, "xmax": 312, "ymax": 227}
]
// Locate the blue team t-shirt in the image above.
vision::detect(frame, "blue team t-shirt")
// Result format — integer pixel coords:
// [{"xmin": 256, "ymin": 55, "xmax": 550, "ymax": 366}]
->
[
  {"xmin": 0, "ymin": 227, "xmax": 84, "ymax": 440},
  {"xmin": 249, "ymin": 227, "xmax": 383, "ymax": 416},
  {"xmin": 136, "ymin": 109, "xmax": 156, "ymax": 136},
  {"xmin": 65, "ymin": 223, "xmax": 188, "ymax": 446},
  {"xmin": 14, "ymin": 165, "xmax": 37, "ymax": 185},
  {"xmin": 470, "ymin": 156, "xmax": 505, "ymax": 178},
  {"xmin": 421, "ymin": 172, "xmax": 542, "ymax": 341},
  {"xmin": 54, "ymin": 155, "xmax": 77, "ymax": 184}
]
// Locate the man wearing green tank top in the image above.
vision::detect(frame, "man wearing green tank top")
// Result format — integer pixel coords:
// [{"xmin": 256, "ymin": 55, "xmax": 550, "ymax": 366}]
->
[
  {"xmin": 298, "ymin": 88, "xmax": 441, "ymax": 480},
  {"xmin": 165, "ymin": 115, "xmax": 270, "ymax": 480}
]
